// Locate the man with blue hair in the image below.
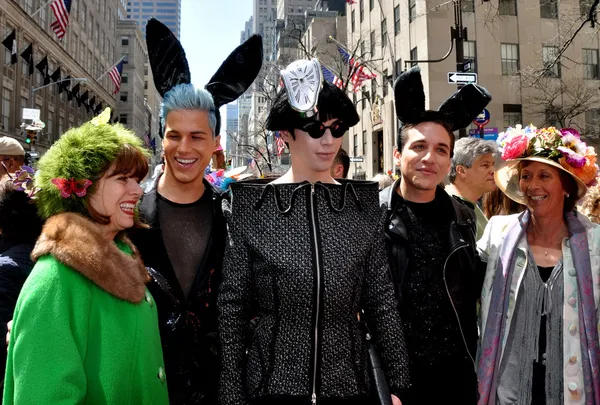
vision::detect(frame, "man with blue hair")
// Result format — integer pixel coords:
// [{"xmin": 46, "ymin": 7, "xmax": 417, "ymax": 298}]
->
[{"xmin": 128, "ymin": 19, "xmax": 263, "ymax": 405}]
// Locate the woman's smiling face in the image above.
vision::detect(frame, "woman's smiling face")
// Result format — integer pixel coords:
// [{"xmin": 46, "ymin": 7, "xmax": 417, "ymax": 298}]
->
[{"xmin": 519, "ymin": 161, "xmax": 567, "ymax": 219}]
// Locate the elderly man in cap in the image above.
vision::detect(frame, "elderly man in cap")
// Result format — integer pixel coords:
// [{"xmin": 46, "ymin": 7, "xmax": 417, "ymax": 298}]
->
[{"xmin": 0, "ymin": 137, "xmax": 25, "ymax": 177}]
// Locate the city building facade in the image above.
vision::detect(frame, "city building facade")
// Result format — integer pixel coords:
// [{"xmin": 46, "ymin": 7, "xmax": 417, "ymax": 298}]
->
[
  {"xmin": 346, "ymin": 0, "xmax": 600, "ymax": 179},
  {"xmin": 1, "ymin": 0, "xmax": 122, "ymax": 154},
  {"xmin": 126, "ymin": 0, "xmax": 181, "ymax": 39}
]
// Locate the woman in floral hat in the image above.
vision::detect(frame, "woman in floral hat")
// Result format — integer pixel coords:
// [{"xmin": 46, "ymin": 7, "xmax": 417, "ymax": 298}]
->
[
  {"xmin": 477, "ymin": 125, "xmax": 600, "ymax": 405},
  {"xmin": 2, "ymin": 110, "xmax": 169, "ymax": 405}
]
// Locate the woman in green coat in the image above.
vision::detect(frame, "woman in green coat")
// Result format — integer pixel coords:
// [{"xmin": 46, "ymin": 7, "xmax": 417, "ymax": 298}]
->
[{"xmin": 2, "ymin": 109, "xmax": 169, "ymax": 405}]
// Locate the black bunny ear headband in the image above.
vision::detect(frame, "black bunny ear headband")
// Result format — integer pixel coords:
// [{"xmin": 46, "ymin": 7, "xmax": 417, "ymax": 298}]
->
[
  {"xmin": 393, "ymin": 66, "xmax": 492, "ymax": 132},
  {"xmin": 145, "ymin": 18, "xmax": 264, "ymax": 137}
]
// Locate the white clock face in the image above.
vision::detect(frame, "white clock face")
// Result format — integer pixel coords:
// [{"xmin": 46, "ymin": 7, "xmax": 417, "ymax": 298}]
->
[{"xmin": 281, "ymin": 59, "xmax": 323, "ymax": 113}]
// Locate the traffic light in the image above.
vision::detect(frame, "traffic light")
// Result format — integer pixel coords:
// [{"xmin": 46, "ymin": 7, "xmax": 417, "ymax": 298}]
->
[{"xmin": 25, "ymin": 130, "xmax": 37, "ymax": 145}]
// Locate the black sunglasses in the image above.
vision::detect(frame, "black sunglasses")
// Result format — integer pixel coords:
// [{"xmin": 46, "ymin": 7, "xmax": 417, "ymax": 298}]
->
[{"xmin": 300, "ymin": 120, "xmax": 348, "ymax": 139}]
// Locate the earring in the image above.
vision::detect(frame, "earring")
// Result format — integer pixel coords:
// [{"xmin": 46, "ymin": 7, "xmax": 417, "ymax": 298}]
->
[{"xmin": 566, "ymin": 194, "xmax": 570, "ymax": 198}]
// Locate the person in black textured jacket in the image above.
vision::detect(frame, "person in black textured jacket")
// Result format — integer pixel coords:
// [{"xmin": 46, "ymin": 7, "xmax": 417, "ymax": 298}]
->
[
  {"xmin": 0, "ymin": 180, "xmax": 43, "ymax": 379},
  {"xmin": 218, "ymin": 59, "xmax": 409, "ymax": 405},
  {"xmin": 379, "ymin": 67, "xmax": 491, "ymax": 405}
]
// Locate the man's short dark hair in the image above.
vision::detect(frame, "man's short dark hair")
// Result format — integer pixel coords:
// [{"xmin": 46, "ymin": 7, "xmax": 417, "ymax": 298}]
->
[
  {"xmin": 396, "ymin": 112, "xmax": 455, "ymax": 158},
  {"xmin": 0, "ymin": 181, "xmax": 43, "ymax": 244},
  {"xmin": 333, "ymin": 148, "xmax": 350, "ymax": 178}
]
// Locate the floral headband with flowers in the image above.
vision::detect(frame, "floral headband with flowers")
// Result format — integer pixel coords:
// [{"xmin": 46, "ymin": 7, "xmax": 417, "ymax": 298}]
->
[{"xmin": 497, "ymin": 124, "xmax": 599, "ymax": 187}]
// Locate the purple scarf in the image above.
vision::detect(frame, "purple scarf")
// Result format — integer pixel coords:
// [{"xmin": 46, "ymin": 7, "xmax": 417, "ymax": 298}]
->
[{"xmin": 477, "ymin": 211, "xmax": 600, "ymax": 405}]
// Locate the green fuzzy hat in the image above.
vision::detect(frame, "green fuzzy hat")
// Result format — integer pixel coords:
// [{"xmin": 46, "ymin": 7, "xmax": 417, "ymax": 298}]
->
[{"xmin": 35, "ymin": 109, "xmax": 149, "ymax": 220}]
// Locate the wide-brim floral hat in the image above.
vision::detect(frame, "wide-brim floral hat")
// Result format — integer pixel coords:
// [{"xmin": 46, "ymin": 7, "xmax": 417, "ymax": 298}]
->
[{"xmin": 495, "ymin": 125, "xmax": 597, "ymax": 205}]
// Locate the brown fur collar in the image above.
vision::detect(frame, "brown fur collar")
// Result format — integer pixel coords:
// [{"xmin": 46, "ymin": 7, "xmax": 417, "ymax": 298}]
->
[{"xmin": 32, "ymin": 212, "xmax": 150, "ymax": 303}]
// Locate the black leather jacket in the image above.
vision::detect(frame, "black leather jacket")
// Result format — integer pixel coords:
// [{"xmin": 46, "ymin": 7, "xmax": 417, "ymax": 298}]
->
[
  {"xmin": 128, "ymin": 173, "xmax": 225, "ymax": 405},
  {"xmin": 379, "ymin": 180, "xmax": 479, "ymax": 360},
  {"xmin": 218, "ymin": 180, "xmax": 410, "ymax": 405}
]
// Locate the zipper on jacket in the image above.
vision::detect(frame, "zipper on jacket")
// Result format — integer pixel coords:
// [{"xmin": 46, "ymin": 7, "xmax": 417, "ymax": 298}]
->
[
  {"xmin": 442, "ymin": 242, "xmax": 476, "ymax": 369},
  {"xmin": 309, "ymin": 183, "xmax": 322, "ymax": 405}
]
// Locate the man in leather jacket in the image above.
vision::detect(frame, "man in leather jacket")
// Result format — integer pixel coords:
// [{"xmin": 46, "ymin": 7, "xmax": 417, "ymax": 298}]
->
[
  {"xmin": 380, "ymin": 67, "xmax": 491, "ymax": 405},
  {"xmin": 380, "ymin": 118, "xmax": 480, "ymax": 405}
]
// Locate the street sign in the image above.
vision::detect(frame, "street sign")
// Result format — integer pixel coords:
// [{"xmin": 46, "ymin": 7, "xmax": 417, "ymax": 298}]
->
[
  {"xmin": 447, "ymin": 72, "xmax": 477, "ymax": 85},
  {"xmin": 469, "ymin": 127, "xmax": 499, "ymax": 142},
  {"xmin": 461, "ymin": 60, "xmax": 472, "ymax": 72},
  {"xmin": 22, "ymin": 108, "xmax": 40, "ymax": 121},
  {"xmin": 473, "ymin": 109, "xmax": 490, "ymax": 127},
  {"xmin": 349, "ymin": 156, "xmax": 364, "ymax": 163}
]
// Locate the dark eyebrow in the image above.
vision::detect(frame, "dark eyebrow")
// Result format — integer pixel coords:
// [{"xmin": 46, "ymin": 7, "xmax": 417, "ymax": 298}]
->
[{"xmin": 437, "ymin": 142, "xmax": 450, "ymax": 150}]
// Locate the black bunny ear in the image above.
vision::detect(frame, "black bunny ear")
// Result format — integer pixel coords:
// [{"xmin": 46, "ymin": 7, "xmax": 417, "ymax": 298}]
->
[
  {"xmin": 205, "ymin": 34, "xmax": 263, "ymax": 108},
  {"xmin": 146, "ymin": 18, "xmax": 191, "ymax": 98},
  {"xmin": 438, "ymin": 84, "xmax": 492, "ymax": 131},
  {"xmin": 393, "ymin": 66, "xmax": 426, "ymax": 125}
]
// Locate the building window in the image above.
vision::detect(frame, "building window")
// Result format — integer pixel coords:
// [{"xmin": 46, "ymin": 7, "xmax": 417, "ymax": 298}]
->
[
  {"xmin": 353, "ymin": 133, "xmax": 358, "ymax": 157},
  {"xmin": 394, "ymin": 6, "xmax": 400, "ymax": 35},
  {"xmin": 462, "ymin": 0, "xmax": 475, "ymax": 12},
  {"xmin": 120, "ymin": 92, "xmax": 128, "ymax": 102},
  {"xmin": 585, "ymin": 109, "xmax": 600, "ymax": 136},
  {"xmin": 499, "ymin": 0, "xmax": 517, "ymax": 15},
  {"xmin": 121, "ymin": 36, "xmax": 129, "ymax": 46},
  {"xmin": 583, "ymin": 49, "xmax": 599, "ymax": 79},
  {"xmin": 581, "ymin": 0, "xmax": 594, "ymax": 16},
  {"xmin": 370, "ymin": 30, "xmax": 376, "ymax": 56},
  {"xmin": 410, "ymin": 47, "xmax": 418, "ymax": 67},
  {"xmin": 409, "ymin": 0, "xmax": 416, "ymax": 22},
  {"xmin": 395, "ymin": 58, "xmax": 402, "ymax": 75},
  {"xmin": 372, "ymin": 79, "xmax": 378, "ymax": 102},
  {"xmin": 501, "ymin": 43, "xmax": 519, "ymax": 75},
  {"xmin": 360, "ymin": 41, "xmax": 366, "ymax": 58},
  {"xmin": 383, "ymin": 69, "xmax": 389, "ymax": 97},
  {"xmin": 362, "ymin": 130, "xmax": 367, "ymax": 155},
  {"xmin": 545, "ymin": 108, "xmax": 560, "ymax": 127},
  {"xmin": 369, "ymin": 0, "xmax": 374, "ymax": 11},
  {"xmin": 119, "ymin": 114, "xmax": 128, "ymax": 125},
  {"xmin": 540, "ymin": 0, "xmax": 558, "ymax": 18},
  {"xmin": 463, "ymin": 41, "xmax": 477, "ymax": 72},
  {"xmin": 381, "ymin": 19, "xmax": 387, "ymax": 49},
  {"xmin": 1, "ymin": 88, "xmax": 11, "ymax": 131},
  {"xmin": 543, "ymin": 46, "xmax": 561, "ymax": 77},
  {"xmin": 351, "ymin": 10, "xmax": 355, "ymax": 32},
  {"xmin": 360, "ymin": 0, "xmax": 364, "ymax": 22},
  {"xmin": 503, "ymin": 104, "xmax": 522, "ymax": 128},
  {"xmin": 362, "ymin": 90, "xmax": 369, "ymax": 109},
  {"xmin": 122, "ymin": 73, "xmax": 128, "ymax": 84}
]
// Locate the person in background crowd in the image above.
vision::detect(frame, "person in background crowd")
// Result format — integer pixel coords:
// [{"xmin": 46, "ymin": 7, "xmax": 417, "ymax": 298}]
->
[
  {"xmin": 128, "ymin": 19, "xmax": 263, "ymax": 405},
  {"xmin": 372, "ymin": 172, "xmax": 394, "ymax": 191},
  {"xmin": 331, "ymin": 147, "xmax": 350, "ymax": 179},
  {"xmin": 0, "ymin": 139, "xmax": 25, "ymax": 178},
  {"xmin": 481, "ymin": 187, "xmax": 525, "ymax": 218},
  {"xmin": 219, "ymin": 59, "xmax": 409, "ymax": 405},
  {"xmin": 579, "ymin": 183, "xmax": 600, "ymax": 224},
  {"xmin": 445, "ymin": 137, "xmax": 498, "ymax": 239},
  {"xmin": 0, "ymin": 179, "xmax": 43, "ymax": 384},
  {"xmin": 478, "ymin": 125, "xmax": 600, "ymax": 405},
  {"xmin": 381, "ymin": 66, "xmax": 491, "ymax": 405},
  {"xmin": 2, "ymin": 109, "xmax": 169, "ymax": 405}
]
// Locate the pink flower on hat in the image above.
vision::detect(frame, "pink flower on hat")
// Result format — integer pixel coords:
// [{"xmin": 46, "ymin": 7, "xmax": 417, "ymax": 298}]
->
[{"xmin": 501, "ymin": 134, "xmax": 529, "ymax": 160}]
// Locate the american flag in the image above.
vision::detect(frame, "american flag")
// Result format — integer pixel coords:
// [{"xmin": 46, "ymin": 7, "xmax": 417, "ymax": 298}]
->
[
  {"xmin": 142, "ymin": 131, "xmax": 151, "ymax": 148},
  {"xmin": 321, "ymin": 65, "xmax": 344, "ymax": 89},
  {"xmin": 50, "ymin": 0, "xmax": 72, "ymax": 40},
  {"xmin": 346, "ymin": 0, "xmax": 356, "ymax": 4},
  {"xmin": 336, "ymin": 45, "xmax": 376, "ymax": 92},
  {"xmin": 275, "ymin": 131, "xmax": 286, "ymax": 156},
  {"xmin": 109, "ymin": 60, "xmax": 124, "ymax": 95}
]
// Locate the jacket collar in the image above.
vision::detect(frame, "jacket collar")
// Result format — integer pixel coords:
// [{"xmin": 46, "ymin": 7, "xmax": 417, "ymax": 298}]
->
[
  {"xmin": 31, "ymin": 212, "xmax": 150, "ymax": 303},
  {"xmin": 139, "ymin": 171, "xmax": 220, "ymax": 227},
  {"xmin": 381, "ymin": 178, "xmax": 474, "ymax": 242}
]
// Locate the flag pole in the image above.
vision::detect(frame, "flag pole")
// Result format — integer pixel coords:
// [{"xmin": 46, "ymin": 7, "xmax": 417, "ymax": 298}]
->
[
  {"xmin": 31, "ymin": 0, "xmax": 54, "ymax": 18},
  {"xmin": 96, "ymin": 56, "xmax": 125, "ymax": 82}
]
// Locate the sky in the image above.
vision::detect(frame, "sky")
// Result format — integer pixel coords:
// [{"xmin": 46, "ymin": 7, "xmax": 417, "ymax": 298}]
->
[{"xmin": 180, "ymin": 0, "xmax": 253, "ymax": 146}]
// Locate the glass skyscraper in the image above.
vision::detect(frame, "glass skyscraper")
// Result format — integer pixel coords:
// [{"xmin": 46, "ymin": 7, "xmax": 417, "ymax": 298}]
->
[{"xmin": 126, "ymin": 1, "xmax": 181, "ymax": 39}]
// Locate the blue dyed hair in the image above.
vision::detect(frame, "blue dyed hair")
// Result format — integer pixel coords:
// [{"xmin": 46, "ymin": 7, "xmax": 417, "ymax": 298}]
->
[{"xmin": 160, "ymin": 83, "xmax": 217, "ymax": 137}]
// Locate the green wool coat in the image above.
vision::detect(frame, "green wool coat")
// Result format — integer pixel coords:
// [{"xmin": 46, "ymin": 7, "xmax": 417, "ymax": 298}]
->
[{"xmin": 2, "ymin": 213, "xmax": 169, "ymax": 405}]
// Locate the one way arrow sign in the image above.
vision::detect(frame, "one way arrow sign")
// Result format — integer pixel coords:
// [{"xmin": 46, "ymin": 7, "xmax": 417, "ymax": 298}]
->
[{"xmin": 447, "ymin": 72, "xmax": 478, "ymax": 84}]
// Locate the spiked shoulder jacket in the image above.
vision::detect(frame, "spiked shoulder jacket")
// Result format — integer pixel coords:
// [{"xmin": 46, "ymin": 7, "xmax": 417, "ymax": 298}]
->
[{"xmin": 218, "ymin": 180, "xmax": 410, "ymax": 405}]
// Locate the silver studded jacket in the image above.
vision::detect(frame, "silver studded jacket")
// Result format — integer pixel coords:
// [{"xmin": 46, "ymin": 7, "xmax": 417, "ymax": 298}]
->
[{"xmin": 218, "ymin": 180, "xmax": 410, "ymax": 405}]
